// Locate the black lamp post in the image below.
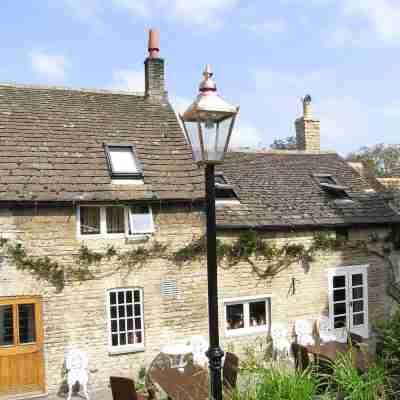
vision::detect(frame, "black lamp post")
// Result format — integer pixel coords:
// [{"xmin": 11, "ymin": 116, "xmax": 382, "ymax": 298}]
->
[{"xmin": 180, "ymin": 65, "xmax": 239, "ymax": 400}]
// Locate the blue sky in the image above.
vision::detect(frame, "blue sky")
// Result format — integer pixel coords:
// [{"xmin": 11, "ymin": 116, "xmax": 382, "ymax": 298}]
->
[{"xmin": 1, "ymin": 0, "xmax": 400, "ymax": 155}]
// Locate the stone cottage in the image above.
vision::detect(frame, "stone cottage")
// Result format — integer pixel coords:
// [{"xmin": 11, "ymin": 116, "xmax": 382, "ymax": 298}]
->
[{"xmin": 0, "ymin": 31, "xmax": 399, "ymax": 399}]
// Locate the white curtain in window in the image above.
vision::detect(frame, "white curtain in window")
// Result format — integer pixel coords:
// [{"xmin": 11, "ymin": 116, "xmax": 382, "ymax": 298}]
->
[{"xmin": 106, "ymin": 207, "xmax": 124, "ymax": 234}]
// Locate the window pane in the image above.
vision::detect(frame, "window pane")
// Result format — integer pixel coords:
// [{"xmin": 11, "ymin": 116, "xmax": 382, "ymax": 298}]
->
[
  {"xmin": 136, "ymin": 332, "xmax": 142, "ymax": 344},
  {"xmin": 80, "ymin": 207, "xmax": 100, "ymax": 235},
  {"xmin": 118, "ymin": 306, "xmax": 125, "ymax": 318},
  {"xmin": 333, "ymin": 276, "xmax": 346, "ymax": 288},
  {"xmin": 134, "ymin": 291, "xmax": 140, "ymax": 303},
  {"xmin": 126, "ymin": 291, "xmax": 133, "ymax": 304},
  {"xmin": 119, "ymin": 319, "xmax": 126, "ymax": 332},
  {"xmin": 111, "ymin": 320, "xmax": 118, "ymax": 333},
  {"xmin": 134, "ymin": 304, "xmax": 141, "ymax": 316},
  {"xmin": 127, "ymin": 305, "xmax": 133, "ymax": 317},
  {"xmin": 353, "ymin": 300, "xmax": 364, "ymax": 313},
  {"xmin": 249, "ymin": 301, "xmax": 266, "ymax": 327},
  {"xmin": 117, "ymin": 292, "xmax": 124, "ymax": 304},
  {"xmin": 334, "ymin": 315, "xmax": 346, "ymax": 328},
  {"xmin": 127, "ymin": 319, "xmax": 133, "ymax": 331},
  {"xmin": 353, "ymin": 313, "xmax": 364, "ymax": 326},
  {"xmin": 318, "ymin": 176, "xmax": 336, "ymax": 185},
  {"xmin": 111, "ymin": 334, "xmax": 118, "ymax": 346},
  {"xmin": 334, "ymin": 302, "xmax": 346, "ymax": 316},
  {"xmin": 0, "ymin": 305, "xmax": 14, "ymax": 346},
  {"xmin": 119, "ymin": 333, "xmax": 126, "ymax": 345},
  {"xmin": 110, "ymin": 306, "xmax": 117, "ymax": 319},
  {"xmin": 226, "ymin": 304, "xmax": 244, "ymax": 330},
  {"xmin": 129, "ymin": 206, "xmax": 153, "ymax": 234},
  {"xmin": 352, "ymin": 287, "xmax": 363, "ymax": 300},
  {"xmin": 110, "ymin": 292, "xmax": 116, "ymax": 305},
  {"xmin": 127, "ymin": 332, "xmax": 135, "ymax": 344},
  {"xmin": 135, "ymin": 318, "xmax": 141, "ymax": 330},
  {"xmin": 352, "ymin": 274, "xmax": 363, "ymax": 287},
  {"xmin": 106, "ymin": 207, "xmax": 125, "ymax": 234},
  {"xmin": 333, "ymin": 289, "xmax": 346, "ymax": 302},
  {"xmin": 18, "ymin": 304, "xmax": 36, "ymax": 344},
  {"xmin": 109, "ymin": 147, "xmax": 139, "ymax": 174}
]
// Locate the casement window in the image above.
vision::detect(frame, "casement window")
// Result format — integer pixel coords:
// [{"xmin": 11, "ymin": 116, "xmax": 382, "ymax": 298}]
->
[
  {"xmin": 224, "ymin": 296, "xmax": 271, "ymax": 336},
  {"xmin": 104, "ymin": 144, "xmax": 143, "ymax": 179},
  {"xmin": 77, "ymin": 205, "xmax": 154, "ymax": 238},
  {"xmin": 107, "ymin": 288, "xmax": 144, "ymax": 352},
  {"xmin": 215, "ymin": 173, "xmax": 239, "ymax": 203}
]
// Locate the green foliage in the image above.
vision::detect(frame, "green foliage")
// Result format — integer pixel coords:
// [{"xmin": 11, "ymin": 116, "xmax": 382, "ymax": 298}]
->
[
  {"xmin": 329, "ymin": 352, "xmax": 388, "ymax": 400},
  {"xmin": 375, "ymin": 306, "xmax": 400, "ymax": 370},
  {"xmin": 240, "ymin": 337, "xmax": 273, "ymax": 374},
  {"xmin": 270, "ymin": 136, "xmax": 298, "ymax": 150},
  {"xmin": 6, "ymin": 242, "xmax": 65, "ymax": 291}
]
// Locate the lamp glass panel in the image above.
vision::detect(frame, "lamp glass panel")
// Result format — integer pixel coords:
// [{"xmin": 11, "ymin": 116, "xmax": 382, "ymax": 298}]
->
[{"xmin": 184, "ymin": 121, "xmax": 203, "ymax": 163}]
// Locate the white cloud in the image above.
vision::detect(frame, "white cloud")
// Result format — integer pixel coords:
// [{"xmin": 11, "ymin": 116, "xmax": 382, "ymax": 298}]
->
[
  {"xmin": 110, "ymin": 69, "xmax": 144, "ymax": 92},
  {"xmin": 170, "ymin": 95, "xmax": 192, "ymax": 115},
  {"xmin": 230, "ymin": 121, "xmax": 265, "ymax": 149},
  {"xmin": 62, "ymin": 0, "xmax": 104, "ymax": 29},
  {"xmin": 30, "ymin": 50, "xmax": 68, "ymax": 82},
  {"xmin": 112, "ymin": 0, "xmax": 239, "ymax": 28},
  {"xmin": 243, "ymin": 19, "xmax": 287, "ymax": 37}
]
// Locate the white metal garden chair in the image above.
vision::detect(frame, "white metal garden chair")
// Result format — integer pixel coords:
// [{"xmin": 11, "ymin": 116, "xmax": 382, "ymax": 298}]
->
[
  {"xmin": 317, "ymin": 316, "xmax": 337, "ymax": 343},
  {"xmin": 270, "ymin": 323, "xmax": 291, "ymax": 359},
  {"xmin": 65, "ymin": 348, "xmax": 89, "ymax": 400},
  {"xmin": 294, "ymin": 319, "xmax": 315, "ymax": 346},
  {"xmin": 190, "ymin": 335, "xmax": 209, "ymax": 367}
]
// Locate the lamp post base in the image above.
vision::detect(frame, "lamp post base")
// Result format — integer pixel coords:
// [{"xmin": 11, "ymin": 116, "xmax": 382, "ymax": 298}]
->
[{"xmin": 206, "ymin": 346, "xmax": 224, "ymax": 400}]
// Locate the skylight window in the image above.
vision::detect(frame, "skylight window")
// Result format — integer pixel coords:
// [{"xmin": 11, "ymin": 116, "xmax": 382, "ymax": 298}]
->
[
  {"xmin": 215, "ymin": 173, "xmax": 239, "ymax": 202},
  {"xmin": 105, "ymin": 145, "xmax": 142, "ymax": 179},
  {"xmin": 315, "ymin": 174, "xmax": 350, "ymax": 199}
]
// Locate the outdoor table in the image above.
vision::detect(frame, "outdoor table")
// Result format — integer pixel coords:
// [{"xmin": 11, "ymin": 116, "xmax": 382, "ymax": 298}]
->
[{"xmin": 306, "ymin": 341, "xmax": 372, "ymax": 371}]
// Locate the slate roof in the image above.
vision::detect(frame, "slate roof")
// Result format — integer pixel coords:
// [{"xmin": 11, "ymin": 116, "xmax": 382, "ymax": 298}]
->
[
  {"xmin": 0, "ymin": 84, "xmax": 203, "ymax": 202},
  {"xmin": 216, "ymin": 151, "xmax": 400, "ymax": 229}
]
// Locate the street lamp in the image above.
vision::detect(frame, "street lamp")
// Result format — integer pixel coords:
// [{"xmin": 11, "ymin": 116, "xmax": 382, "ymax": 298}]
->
[{"xmin": 180, "ymin": 65, "xmax": 239, "ymax": 400}]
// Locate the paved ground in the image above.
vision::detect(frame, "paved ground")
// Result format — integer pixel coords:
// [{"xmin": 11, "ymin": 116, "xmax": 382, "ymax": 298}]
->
[{"xmin": 27, "ymin": 390, "xmax": 112, "ymax": 400}]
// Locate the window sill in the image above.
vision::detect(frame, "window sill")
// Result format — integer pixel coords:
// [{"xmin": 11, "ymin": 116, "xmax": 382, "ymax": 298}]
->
[
  {"xmin": 108, "ymin": 344, "xmax": 145, "ymax": 355},
  {"xmin": 225, "ymin": 326, "xmax": 269, "ymax": 338}
]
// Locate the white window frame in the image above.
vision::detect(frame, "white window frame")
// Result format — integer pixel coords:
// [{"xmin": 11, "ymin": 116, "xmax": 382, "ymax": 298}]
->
[
  {"xmin": 223, "ymin": 295, "xmax": 271, "ymax": 337},
  {"xmin": 327, "ymin": 264, "xmax": 369, "ymax": 338},
  {"xmin": 77, "ymin": 205, "xmax": 154, "ymax": 239},
  {"xmin": 106, "ymin": 287, "xmax": 145, "ymax": 354}
]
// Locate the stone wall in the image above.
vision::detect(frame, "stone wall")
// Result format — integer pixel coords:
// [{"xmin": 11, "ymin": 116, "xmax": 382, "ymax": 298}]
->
[{"xmin": 0, "ymin": 204, "xmax": 392, "ymax": 395}]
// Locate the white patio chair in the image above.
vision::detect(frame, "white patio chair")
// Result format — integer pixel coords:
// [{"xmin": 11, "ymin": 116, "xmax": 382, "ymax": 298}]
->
[
  {"xmin": 65, "ymin": 348, "xmax": 89, "ymax": 400},
  {"xmin": 317, "ymin": 316, "xmax": 337, "ymax": 343},
  {"xmin": 294, "ymin": 319, "xmax": 315, "ymax": 346},
  {"xmin": 270, "ymin": 323, "xmax": 291, "ymax": 359},
  {"xmin": 190, "ymin": 335, "xmax": 209, "ymax": 367},
  {"xmin": 335, "ymin": 325, "xmax": 348, "ymax": 344}
]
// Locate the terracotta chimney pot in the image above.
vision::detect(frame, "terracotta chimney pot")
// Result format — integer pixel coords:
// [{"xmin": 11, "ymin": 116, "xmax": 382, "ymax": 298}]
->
[{"xmin": 148, "ymin": 29, "xmax": 160, "ymax": 58}]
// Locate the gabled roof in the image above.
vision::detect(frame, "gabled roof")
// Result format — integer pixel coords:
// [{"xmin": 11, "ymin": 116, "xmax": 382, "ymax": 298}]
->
[
  {"xmin": 0, "ymin": 84, "xmax": 203, "ymax": 202},
  {"xmin": 216, "ymin": 151, "xmax": 400, "ymax": 229}
]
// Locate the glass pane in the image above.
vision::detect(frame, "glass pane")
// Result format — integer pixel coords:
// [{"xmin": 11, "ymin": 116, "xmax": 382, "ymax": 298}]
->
[
  {"xmin": 334, "ymin": 302, "xmax": 346, "ymax": 316},
  {"xmin": 333, "ymin": 275, "xmax": 346, "ymax": 288},
  {"xmin": 353, "ymin": 313, "xmax": 364, "ymax": 326},
  {"xmin": 110, "ymin": 292, "xmax": 116, "ymax": 305},
  {"xmin": 80, "ymin": 207, "xmax": 100, "ymax": 235},
  {"xmin": 118, "ymin": 292, "xmax": 124, "ymax": 304},
  {"xmin": 110, "ymin": 306, "xmax": 117, "ymax": 319},
  {"xmin": 134, "ymin": 291, "xmax": 140, "ymax": 303},
  {"xmin": 353, "ymin": 300, "xmax": 364, "ymax": 313},
  {"xmin": 249, "ymin": 301, "xmax": 266, "ymax": 327},
  {"xmin": 334, "ymin": 315, "xmax": 346, "ymax": 328},
  {"xmin": 18, "ymin": 304, "xmax": 36, "ymax": 344},
  {"xmin": 0, "ymin": 305, "xmax": 14, "ymax": 346},
  {"xmin": 119, "ymin": 319, "xmax": 125, "ymax": 332},
  {"xmin": 109, "ymin": 147, "xmax": 139, "ymax": 173},
  {"xmin": 118, "ymin": 306, "xmax": 125, "ymax": 318},
  {"xmin": 111, "ymin": 334, "xmax": 118, "ymax": 346},
  {"xmin": 106, "ymin": 207, "xmax": 125, "ymax": 234},
  {"xmin": 111, "ymin": 320, "xmax": 118, "ymax": 333},
  {"xmin": 352, "ymin": 287, "xmax": 363, "ymax": 300},
  {"xmin": 136, "ymin": 331, "xmax": 142, "ymax": 343},
  {"xmin": 201, "ymin": 117, "xmax": 232, "ymax": 162},
  {"xmin": 226, "ymin": 304, "xmax": 244, "ymax": 330},
  {"xmin": 134, "ymin": 304, "xmax": 141, "ymax": 316},
  {"xmin": 129, "ymin": 206, "xmax": 153, "ymax": 234},
  {"xmin": 119, "ymin": 333, "xmax": 126, "ymax": 345},
  {"xmin": 127, "ymin": 332, "xmax": 135, "ymax": 344},
  {"xmin": 135, "ymin": 318, "xmax": 141, "ymax": 330},
  {"xmin": 126, "ymin": 291, "xmax": 133, "ymax": 304},
  {"xmin": 333, "ymin": 289, "xmax": 346, "ymax": 302},
  {"xmin": 127, "ymin": 305, "xmax": 133, "ymax": 317},
  {"xmin": 352, "ymin": 274, "xmax": 363, "ymax": 287},
  {"xmin": 127, "ymin": 318, "xmax": 133, "ymax": 331}
]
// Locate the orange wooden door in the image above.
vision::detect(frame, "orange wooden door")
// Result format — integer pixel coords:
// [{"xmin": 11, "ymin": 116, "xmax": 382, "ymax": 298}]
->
[{"xmin": 0, "ymin": 296, "xmax": 45, "ymax": 397}]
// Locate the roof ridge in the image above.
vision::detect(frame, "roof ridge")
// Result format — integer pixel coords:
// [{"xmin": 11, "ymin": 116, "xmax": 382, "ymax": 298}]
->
[
  {"xmin": 0, "ymin": 82, "xmax": 145, "ymax": 97},
  {"xmin": 229, "ymin": 150, "xmax": 338, "ymax": 156}
]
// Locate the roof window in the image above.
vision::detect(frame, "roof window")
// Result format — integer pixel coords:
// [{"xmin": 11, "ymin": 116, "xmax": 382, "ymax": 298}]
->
[
  {"xmin": 315, "ymin": 174, "xmax": 349, "ymax": 199},
  {"xmin": 105, "ymin": 144, "xmax": 142, "ymax": 179},
  {"xmin": 215, "ymin": 173, "xmax": 239, "ymax": 202}
]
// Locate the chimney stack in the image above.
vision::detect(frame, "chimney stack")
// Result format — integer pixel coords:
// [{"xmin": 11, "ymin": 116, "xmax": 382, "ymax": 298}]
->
[
  {"xmin": 295, "ymin": 95, "xmax": 320, "ymax": 151},
  {"xmin": 144, "ymin": 29, "xmax": 167, "ymax": 102}
]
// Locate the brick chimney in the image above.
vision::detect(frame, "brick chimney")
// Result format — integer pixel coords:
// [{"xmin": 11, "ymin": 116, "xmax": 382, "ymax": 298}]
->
[
  {"xmin": 295, "ymin": 95, "xmax": 320, "ymax": 151},
  {"xmin": 144, "ymin": 29, "xmax": 167, "ymax": 102}
]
